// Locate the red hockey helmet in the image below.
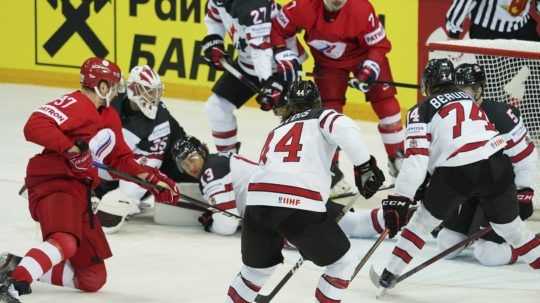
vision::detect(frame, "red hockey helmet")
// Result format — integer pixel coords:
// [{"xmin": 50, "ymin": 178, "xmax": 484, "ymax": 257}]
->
[{"xmin": 80, "ymin": 57, "xmax": 121, "ymax": 89}]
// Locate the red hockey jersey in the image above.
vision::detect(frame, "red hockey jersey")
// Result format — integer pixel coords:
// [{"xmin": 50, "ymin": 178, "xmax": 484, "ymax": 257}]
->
[
  {"xmin": 271, "ymin": 0, "xmax": 391, "ymax": 69},
  {"xmin": 24, "ymin": 90, "xmax": 145, "ymax": 188}
]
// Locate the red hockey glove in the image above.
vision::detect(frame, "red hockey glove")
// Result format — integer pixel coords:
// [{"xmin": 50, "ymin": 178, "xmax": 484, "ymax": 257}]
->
[
  {"xmin": 141, "ymin": 167, "xmax": 180, "ymax": 204},
  {"xmin": 65, "ymin": 140, "xmax": 92, "ymax": 172},
  {"xmin": 517, "ymin": 188, "xmax": 534, "ymax": 220},
  {"xmin": 256, "ymin": 77, "xmax": 284, "ymax": 111},
  {"xmin": 274, "ymin": 47, "xmax": 302, "ymax": 83},
  {"xmin": 382, "ymin": 195, "xmax": 412, "ymax": 238},
  {"xmin": 354, "ymin": 156, "xmax": 385, "ymax": 199},
  {"xmin": 201, "ymin": 34, "xmax": 229, "ymax": 70},
  {"xmin": 349, "ymin": 61, "xmax": 379, "ymax": 93}
]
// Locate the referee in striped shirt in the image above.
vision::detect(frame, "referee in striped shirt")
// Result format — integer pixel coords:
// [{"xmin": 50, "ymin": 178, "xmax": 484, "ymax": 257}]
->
[{"xmin": 445, "ymin": 0, "xmax": 540, "ymax": 41}]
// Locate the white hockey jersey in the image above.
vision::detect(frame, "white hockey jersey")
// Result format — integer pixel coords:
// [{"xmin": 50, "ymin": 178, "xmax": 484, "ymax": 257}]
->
[
  {"xmin": 247, "ymin": 109, "xmax": 371, "ymax": 212},
  {"xmin": 199, "ymin": 154, "xmax": 259, "ymax": 216},
  {"xmin": 396, "ymin": 90, "xmax": 507, "ymax": 200},
  {"xmin": 205, "ymin": 0, "xmax": 304, "ymax": 80}
]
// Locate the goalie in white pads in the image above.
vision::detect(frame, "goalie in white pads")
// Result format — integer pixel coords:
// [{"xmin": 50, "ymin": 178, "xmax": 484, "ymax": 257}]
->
[
  {"xmin": 93, "ymin": 65, "xmax": 197, "ymax": 233},
  {"xmin": 436, "ymin": 63, "xmax": 538, "ymax": 266},
  {"xmin": 375, "ymin": 59, "xmax": 540, "ymax": 290},
  {"xmin": 224, "ymin": 80, "xmax": 385, "ymax": 303}
]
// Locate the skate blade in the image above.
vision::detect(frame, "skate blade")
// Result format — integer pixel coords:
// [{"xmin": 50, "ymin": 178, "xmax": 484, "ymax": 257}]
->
[
  {"xmin": 368, "ymin": 266, "xmax": 380, "ymax": 287},
  {"xmin": 376, "ymin": 288, "xmax": 388, "ymax": 299}
]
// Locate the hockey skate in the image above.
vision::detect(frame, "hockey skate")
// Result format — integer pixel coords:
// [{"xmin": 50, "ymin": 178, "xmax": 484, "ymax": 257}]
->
[
  {"xmin": 0, "ymin": 254, "xmax": 21, "ymax": 277},
  {"xmin": 369, "ymin": 267, "xmax": 397, "ymax": 299},
  {"xmin": 0, "ymin": 270, "xmax": 27, "ymax": 303},
  {"xmin": 330, "ymin": 164, "xmax": 357, "ymax": 199}
]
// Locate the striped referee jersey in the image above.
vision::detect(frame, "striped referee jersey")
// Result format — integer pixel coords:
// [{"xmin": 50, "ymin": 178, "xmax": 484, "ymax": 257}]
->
[{"xmin": 445, "ymin": 0, "xmax": 540, "ymax": 37}]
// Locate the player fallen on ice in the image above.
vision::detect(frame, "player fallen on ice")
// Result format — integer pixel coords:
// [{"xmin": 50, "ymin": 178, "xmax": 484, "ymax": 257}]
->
[
  {"xmin": 224, "ymin": 79, "xmax": 385, "ymax": 302},
  {"xmin": 0, "ymin": 58, "xmax": 180, "ymax": 303},
  {"xmin": 374, "ymin": 59, "xmax": 540, "ymax": 292}
]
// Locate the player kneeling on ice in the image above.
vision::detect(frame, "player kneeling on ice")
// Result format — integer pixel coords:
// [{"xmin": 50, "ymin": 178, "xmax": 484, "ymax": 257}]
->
[
  {"xmin": 435, "ymin": 63, "xmax": 538, "ymax": 267},
  {"xmin": 374, "ymin": 59, "xmax": 540, "ymax": 291},
  {"xmin": 224, "ymin": 80, "xmax": 385, "ymax": 303},
  {"xmin": 91, "ymin": 65, "xmax": 198, "ymax": 234},
  {"xmin": 0, "ymin": 58, "xmax": 180, "ymax": 303},
  {"xmin": 171, "ymin": 136, "xmax": 258, "ymax": 235}
]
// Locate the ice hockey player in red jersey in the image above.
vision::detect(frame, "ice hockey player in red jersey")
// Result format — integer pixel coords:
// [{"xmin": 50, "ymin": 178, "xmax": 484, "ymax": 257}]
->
[
  {"xmin": 375, "ymin": 59, "xmax": 540, "ymax": 291},
  {"xmin": 0, "ymin": 57, "xmax": 180, "ymax": 303},
  {"xmin": 224, "ymin": 80, "xmax": 385, "ymax": 302},
  {"xmin": 436, "ymin": 63, "xmax": 538, "ymax": 266},
  {"xmin": 268, "ymin": 0, "xmax": 406, "ymax": 178}
]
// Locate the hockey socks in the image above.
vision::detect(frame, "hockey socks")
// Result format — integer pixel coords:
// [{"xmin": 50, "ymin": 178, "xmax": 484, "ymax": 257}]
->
[
  {"xmin": 10, "ymin": 232, "xmax": 77, "ymax": 284},
  {"xmin": 226, "ymin": 265, "xmax": 276, "ymax": 303},
  {"xmin": 491, "ymin": 217, "xmax": 540, "ymax": 269},
  {"xmin": 371, "ymin": 98, "xmax": 405, "ymax": 158},
  {"xmin": 315, "ymin": 248, "xmax": 356, "ymax": 303}
]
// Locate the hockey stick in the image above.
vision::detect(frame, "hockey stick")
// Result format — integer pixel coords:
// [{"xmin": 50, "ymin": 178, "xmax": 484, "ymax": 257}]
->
[
  {"xmin": 92, "ymin": 162, "xmax": 243, "ymax": 220},
  {"xmin": 254, "ymin": 194, "xmax": 361, "ymax": 303},
  {"xmin": 369, "ymin": 226, "xmax": 493, "ymax": 296},
  {"xmin": 305, "ymin": 72, "xmax": 420, "ymax": 90},
  {"xmin": 350, "ymin": 228, "xmax": 389, "ymax": 281},
  {"xmin": 220, "ymin": 58, "xmax": 261, "ymax": 93}
]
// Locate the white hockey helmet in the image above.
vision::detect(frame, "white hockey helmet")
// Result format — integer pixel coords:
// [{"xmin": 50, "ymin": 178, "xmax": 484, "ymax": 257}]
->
[
  {"xmin": 323, "ymin": 0, "xmax": 347, "ymax": 12},
  {"xmin": 126, "ymin": 65, "xmax": 163, "ymax": 119}
]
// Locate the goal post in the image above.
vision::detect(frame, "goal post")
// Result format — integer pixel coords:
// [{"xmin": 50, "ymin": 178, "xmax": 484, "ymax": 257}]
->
[{"xmin": 428, "ymin": 39, "xmax": 540, "ymax": 219}]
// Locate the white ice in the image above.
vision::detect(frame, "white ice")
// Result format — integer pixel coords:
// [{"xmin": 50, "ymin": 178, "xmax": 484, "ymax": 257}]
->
[{"xmin": 0, "ymin": 84, "xmax": 538, "ymax": 303}]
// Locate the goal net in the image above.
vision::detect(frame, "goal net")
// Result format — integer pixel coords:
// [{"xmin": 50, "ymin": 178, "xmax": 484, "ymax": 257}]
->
[{"xmin": 428, "ymin": 39, "xmax": 540, "ymax": 219}]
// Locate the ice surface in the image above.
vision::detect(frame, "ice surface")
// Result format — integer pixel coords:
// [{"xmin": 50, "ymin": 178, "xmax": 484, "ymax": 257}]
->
[{"xmin": 0, "ymin": 84, "xmax": 538, "ymax": 302}]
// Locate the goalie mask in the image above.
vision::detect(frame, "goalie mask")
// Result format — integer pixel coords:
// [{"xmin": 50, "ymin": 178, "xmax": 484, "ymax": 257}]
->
[
  {"xmin": 171, "ymin": 136, "xmax": 209, "ymax": 177},
  {"xmin": 127, "ymin": 65, "xmax": 163, "ymax": 119},
  {"xmin": 455, "ymin": 63, "xmax": 485, "ymax": 87}
]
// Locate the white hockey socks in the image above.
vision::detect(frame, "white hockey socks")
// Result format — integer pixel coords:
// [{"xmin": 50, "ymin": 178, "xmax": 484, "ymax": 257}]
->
[
  {"xmin": 386, "ymin": 204, "xmax": 441, "ymax": 275},
  {"xmin": 205, "ymin": 94, "xmax": 239, "ymax": 153},
  {"xmin": 225, "ymin": 265, "xmax": 276, "ymax": 303},
  {"xmin": 490, "ymin": 217, "xmax": 540, "ymax": 269},
  {"xmin": 315, "ymin": 247, "xmax": 356, "ymax": 303}
]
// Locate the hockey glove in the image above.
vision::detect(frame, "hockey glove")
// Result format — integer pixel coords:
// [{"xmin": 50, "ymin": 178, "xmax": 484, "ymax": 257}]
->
[
  {"xmin": 140, "ymin": 167, "xmax": 180, "ymax": 204},
  {"xmin": 517, "ymin": 188, "xmax": 534, "ymax": 220},
  {"xmin": 256, "ymin": 76, "xmax": 284, "ymax": 111},
  {"xmin": 382, "ymin": 195, "xmax": 412, "ymax": 238},
  {"xmin": 349, "ymin": 61, "xmax": 379, "ymax": 93},
  {"xmin": 354, "ymin": 156, "xmax": 385, "ymax": 199},
  {"xmin": 198, "ymin": 211, "xmax": 214, "ymax": 232},
  {"xmin": 274, "ymin": 47, "xmax": 302, "ymax": 83},
  {"xmin": 65, "ymin": 140, "xmax": 92, "ymax": 172},
  {"xmin": 201, "ymin": 34, "xmax": 228, "ymax": 70}
]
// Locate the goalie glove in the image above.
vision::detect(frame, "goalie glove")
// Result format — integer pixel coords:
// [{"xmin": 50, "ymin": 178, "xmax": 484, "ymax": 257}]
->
[{"xmin": 382, "ymin": 195, "xmax": 412, "ymax": 238}]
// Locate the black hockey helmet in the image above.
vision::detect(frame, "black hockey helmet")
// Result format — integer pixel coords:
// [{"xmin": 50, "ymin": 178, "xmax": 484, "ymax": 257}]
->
[
  {"xmin": 455, "ymin": 63, "xmax": 485, "ymax": 87},
  {"xmin": 277, "ymin": 80, "xmax": 322, "ymax": 111},
  {"xmin": 421, "ymin": 58, "xmax": 455, "ymax": 95},
  {"xmin": 171, "ymin": 136, "xmax": 209, "ymax": 172}
]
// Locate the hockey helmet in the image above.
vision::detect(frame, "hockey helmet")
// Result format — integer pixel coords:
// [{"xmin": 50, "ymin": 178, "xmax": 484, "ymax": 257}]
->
[
  {"xmin": 171, "ymin": 136, "xmax": 209, "ymax": 174},
  {"xmin": 421, "ymin": 58, "xmax": 455, "ymax": 95},
  {"xmin": 80, "ymin": 57, "xmax": 122, "ymax": 105},
  {"xmin": 127, "ymin": 65, "xmax": 163, "ymax": 119},
  {"xmin": 278, "ymin": 80, "xmax": 322, "ymax": 111},
  {"xmin": 455, "ymin": 63, "xmax": 485, "ymax": 87}
]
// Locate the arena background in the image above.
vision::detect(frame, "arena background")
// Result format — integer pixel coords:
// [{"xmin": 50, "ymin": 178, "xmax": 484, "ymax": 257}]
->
[{"xmin": 0, "ymin": 0, "xmax": 539, "ymax": 120}]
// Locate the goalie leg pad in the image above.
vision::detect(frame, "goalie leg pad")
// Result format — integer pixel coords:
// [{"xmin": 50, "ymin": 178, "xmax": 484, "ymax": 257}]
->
[
  {"xmin": 226, "ymin": 264, "xmax": 276, "ymax": 303},
  {"xmin": 96, "ymin": 199, "xmax": 135, "ymax": 234},
  {"xmin": 338, "ymin": 208, "xmax": 383, "ymax": 238}
]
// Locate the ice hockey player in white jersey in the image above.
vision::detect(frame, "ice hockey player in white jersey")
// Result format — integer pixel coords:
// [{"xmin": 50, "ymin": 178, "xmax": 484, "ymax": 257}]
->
[
  {"xmin": 224, "ymin": 80, "xmax": 385, "ymax": 303},
  {"xmin": 171, "ymin": 136, "xmax": 258, "ymax": 235},
  {"xmin": 375, "ymin": 59, "xmax": 540, "ymax": 290},
  {"xmin": 436, "ymin": 63, "xmax": 538, "ymax": 267},
  {"xmin": 93, "ymin": 65, "xmax": 197, "ymax": 233},
  {"xmin": 202, "ymin": 0, "xmax": 305, "ymax": 153}
]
